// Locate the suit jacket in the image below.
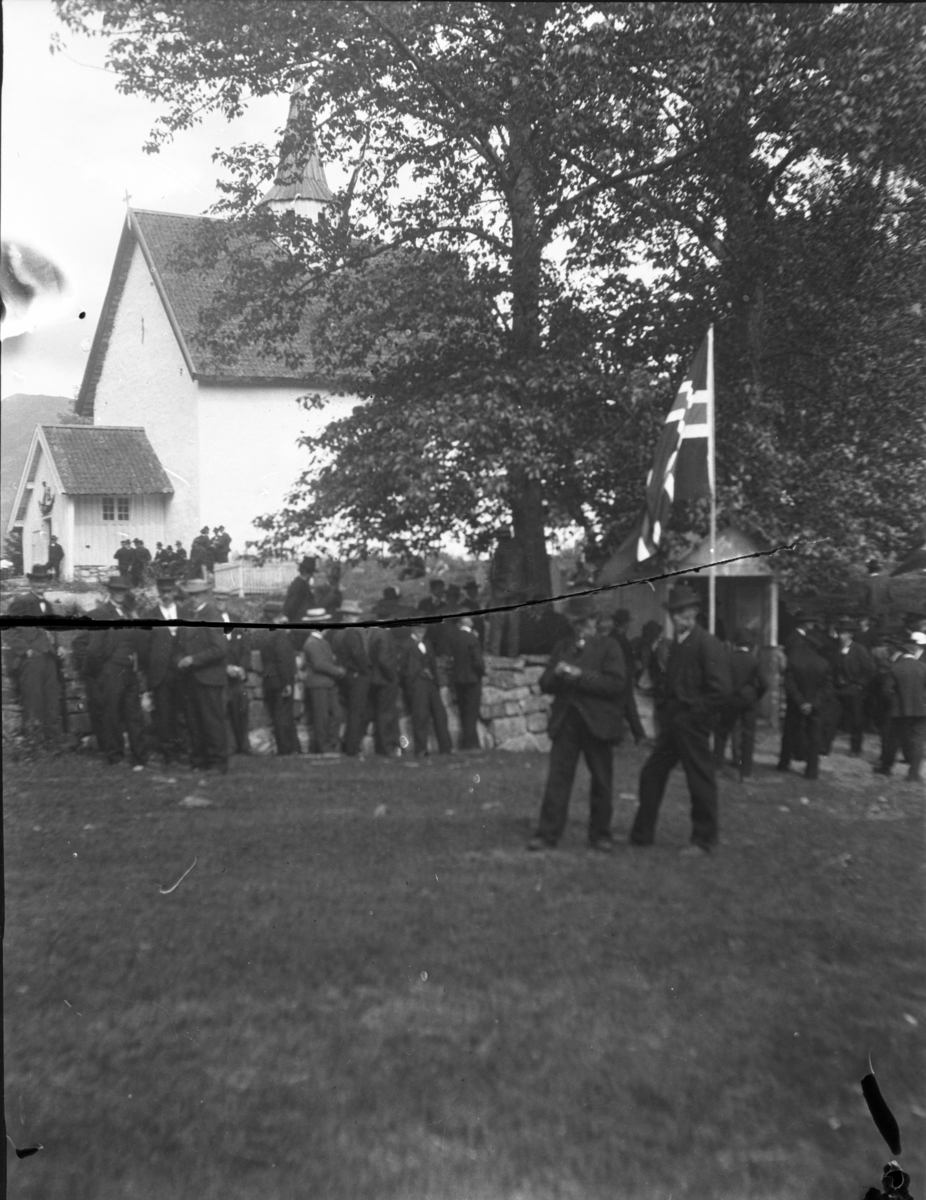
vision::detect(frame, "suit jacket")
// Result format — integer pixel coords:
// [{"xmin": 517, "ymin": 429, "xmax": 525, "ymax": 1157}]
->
[
  {"xmin": 728, "ymin": 648, "xmax": 768, "ymax": 709},
  {"xmin": 282, "ymin": 575, "xmax": 315, "ymax": 623},
  {"xmin": 178, "ymin": 603, "xmax": 228, "ymax": 686},
  {"xmin": 784, "ymin": 642, "xmax": 833, "ymax": 710},
  {"xmin": 84, "ymin": 601, "xmax": 145, "ymax": 676},
  {"xmin": 302, "ymin": 633, "xmax": 345, "ymax": 689},
  {"xmin": 368, "ymin": 626, "xmax": 398, "ymax": 686},
  {"xmin": 225, "ymin": 627, "xmax": 251, "ymax": 674},
  {"xmin": 541, "ymin": 633, "xmax": 626, "ymax": 743},
  {"xmin": 5, "ymin": 623, "xmax": 57, "ymax": 673},
  {"xmin": 886, "ymin": 655, "xmax": 926, "ymax": 718},
  {"xmin": 656, "ymin": 625, "xmax": 731, "ymax": 722},
  {"xmin": 833, "ymin": 642, "xmax": 876, "ymax": 693},
  {"xmin": 401, "ymin": 637, "xmax": 440, "ymax": 687},
  {"xmin": 449, "ymin": 626, "xmax": 485, "ymax": 685},
  {"xmin": 140, "ymin": 602, "xmax": 183, "ymax": 688},
  {"xmin": 253, "ymin": 628, "xmax": 296, "ymax": 690},
  {"xmin": 331, "ymin": 627, "xmax": 371, "ymax": 677}
]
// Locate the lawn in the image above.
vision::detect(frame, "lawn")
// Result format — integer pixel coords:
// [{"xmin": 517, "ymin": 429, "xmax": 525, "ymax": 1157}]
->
[{"xmin": 4, "ymin": 738, "xmax": 924, "ymax": 1200}]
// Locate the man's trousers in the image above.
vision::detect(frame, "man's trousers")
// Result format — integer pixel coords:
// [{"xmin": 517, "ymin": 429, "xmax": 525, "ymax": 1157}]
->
[
  {"xmin": 226, "ymin": 680, "xmax": 251, "ymax": 753},
  {"xmin": 151, "ymin": 671, "xmax": 188, "ymax": 762},
  {"xmin": 98, "ymin": 663, "xmax": 148, "ymax": 765},
  {"xmin": 880, "ymin": 717, "xmax": 925, "ymax": 780},
  {"xmin": 368, "ymin": 681, "xmax": 401, "ymax": 756},
  {"xmin": 714, "ymin": 702, "xmax": 758, "ymax": 777},
  {"xmin": 631, "ymin": 709, "xmax": 718, "ymax": 848},
  {"xmin": 455, "ymin": 682, "xmax": 483, "ymax": 750},
  {"xmin": 778, "ymin": 700, "xmax": 821, "ymax": 779},
  {"xmin": 535, "ymin": 706, "xmax": 614, "ymax": 846},
  {"xmin": 187, "ymin": 681, "xmax": 228, "ymax": 769},
  {"xmin": 835, "ymin": 689, "xmax": 866, "ymax": 753},
  {"xmin": 340, "ymin": 673, "xmax": 372, "ymax": 756},
  {"xmin": 405, "ymin": 678, "xmax": 452, "ymax": 755},
  {"xmin": 305, "ymin": 687, "xmax": 341, "ymax": 753},
  {"xmin": 264, "ymin": 684, "xmax": 299, "ymax": 755},
  {"xmin": 17, "ymin": 653, "xmax": 62, "ymax": 744}
]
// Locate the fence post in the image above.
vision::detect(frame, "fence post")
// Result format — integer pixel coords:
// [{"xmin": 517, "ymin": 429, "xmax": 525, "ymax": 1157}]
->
[{"xmin": 238, "ymin": 564, "xmax": 245, "ymax": 599}]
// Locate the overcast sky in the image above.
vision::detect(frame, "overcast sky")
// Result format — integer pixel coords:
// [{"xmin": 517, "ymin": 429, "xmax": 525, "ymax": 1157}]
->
[{"xmin": 1, "ymin": 0, "xmax": 346, "ymax": 401}]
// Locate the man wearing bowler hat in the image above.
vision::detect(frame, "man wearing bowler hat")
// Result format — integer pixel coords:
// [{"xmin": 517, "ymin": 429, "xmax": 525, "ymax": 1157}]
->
[
  {"xmin": 528, "ymin": 592, "xmax": 627, "ymax": 852},
  {"xmin": 140, "ymin": 576, "xmax": 188, "ymax": 764},
  {"xmin": 84, "ymin": 576, "xmax": 149, "ymax": 767},
  {"xmin": 283, "ymin": 556, "xmax": 317, "ymax": 624},
  {"xmin": 629, "ymin": 584, "xmax": 730, "ymax": 856}
]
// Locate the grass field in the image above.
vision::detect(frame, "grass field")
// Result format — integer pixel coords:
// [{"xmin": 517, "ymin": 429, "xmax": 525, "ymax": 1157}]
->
[{"xmin": 4, "ymin": 738, "xmax": 924, "ymax": 1200}]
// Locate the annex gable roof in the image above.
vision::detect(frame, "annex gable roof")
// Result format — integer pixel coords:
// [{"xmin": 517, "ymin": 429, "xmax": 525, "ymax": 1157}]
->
[
  {"xmin": 76, "ymin": 207, "xmax": 317, "ymax": 417},
  {"xmin": 41, "ymin": 425, "xmax": 173, "ymax": 495}
]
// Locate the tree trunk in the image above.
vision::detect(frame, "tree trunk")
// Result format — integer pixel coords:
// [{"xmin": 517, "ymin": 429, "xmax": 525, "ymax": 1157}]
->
[{"xmin": 505, "ymin": 90, "xmax": 552, "ymax": 599}]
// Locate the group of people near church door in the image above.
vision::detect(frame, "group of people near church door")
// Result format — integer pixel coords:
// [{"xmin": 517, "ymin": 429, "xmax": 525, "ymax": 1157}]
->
[{"xmin": 776, "ymin": 607, "xmax": 926, "ymax": 783}]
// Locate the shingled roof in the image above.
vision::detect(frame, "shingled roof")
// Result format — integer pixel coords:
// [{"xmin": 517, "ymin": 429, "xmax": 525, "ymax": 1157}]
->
[
  {"xmin": 42, "ymin": 426, "xmax": 173, "ymax": 495},
  {"xmin": 259, "ymin": 92, "xmax": 335, "ymax": 207},
  {"xmin": 76, "ymin": 208, "xmax": 317, "ymax": 416}
]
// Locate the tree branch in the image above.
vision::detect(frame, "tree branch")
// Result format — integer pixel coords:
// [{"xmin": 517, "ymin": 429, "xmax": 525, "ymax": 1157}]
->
[{"xmin": 358, "ymin": 2, "xmax": 513, "ymax": 196}]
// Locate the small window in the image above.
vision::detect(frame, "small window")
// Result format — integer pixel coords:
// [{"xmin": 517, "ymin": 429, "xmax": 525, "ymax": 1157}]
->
[{"xmin": 102, "ymin": 496, "xmax": 131, "ymax": 521}]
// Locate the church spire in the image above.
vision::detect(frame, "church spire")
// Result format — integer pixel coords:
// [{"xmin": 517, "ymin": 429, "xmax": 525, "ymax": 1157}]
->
[{"xmin": 259, "ymin": 91, "xmax": 335, "ymax": 219}]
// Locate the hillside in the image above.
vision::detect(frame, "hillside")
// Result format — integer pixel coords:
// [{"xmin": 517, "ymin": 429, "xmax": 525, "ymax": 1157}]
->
[{"xmin": 1, "ymin": 393, "xmax": 72, "ymax": 534}]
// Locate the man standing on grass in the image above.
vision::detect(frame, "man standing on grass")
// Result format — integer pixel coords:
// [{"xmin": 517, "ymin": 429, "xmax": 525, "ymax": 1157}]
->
[
  {"xmin": 5, "ymin": 568, "xmax": 66, "ymax": 748},
  {"xmin": 254, "ymin": 602, "xmax": 300, "ymax": 756},
  {"xmin": 629, "ymin": 585, "xmax": 730, "ymax": 857},
  {"xmin": 302, "ymin": 609, "xmax": 346, "ymax": 754},
  {"xmin": 85, "ymin": 576, "xmax": 149, "ymax": 769},
  {"xmin": 140, "ymin": 576, "xmax": 187, "ymax": 765},
  {"xmin": 177, "ymin": 578, "xmax": 229, "ymax": 773},
  {"xmin": 528, "ymin": 593, "xmax": 626, "ymax": 853},
  {"xmin": 827, "ymin": 618, "xmax": 876, "ymax": 756},
  {"xmin": 400, "ymin": 620, "xmax": 453, "ymax": 757},
  {"xmin": 331, "ymin": 600, "xmax": 373, "ymax": 757},
  {"xmin": 875, "ymin": 632, "xmax": 926, "ymax": 782},
  {"xmin": 449, "ymin": 614, "xmax": 485, "ymax": 751},
  {"xmin": 713, "ymin": 627, "xmax": 767, "ymax": 779}
]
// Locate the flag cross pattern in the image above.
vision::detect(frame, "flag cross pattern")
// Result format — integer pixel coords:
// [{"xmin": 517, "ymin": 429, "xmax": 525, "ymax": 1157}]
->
[{"xmin": 636, "ymin": 334, "xmax": 712, "ymax": 562}]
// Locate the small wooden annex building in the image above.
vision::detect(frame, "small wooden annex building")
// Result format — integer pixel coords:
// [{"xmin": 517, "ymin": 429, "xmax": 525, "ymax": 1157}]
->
[{"xmin": 8, "ymin": 424, "xmax": 173, "ymax": 578}]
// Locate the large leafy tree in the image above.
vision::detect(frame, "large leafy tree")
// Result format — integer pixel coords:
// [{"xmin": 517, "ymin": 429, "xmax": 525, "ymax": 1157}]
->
[{"xmin": 54, "ymin": 1, "xmax": 926, "ymax": 588}]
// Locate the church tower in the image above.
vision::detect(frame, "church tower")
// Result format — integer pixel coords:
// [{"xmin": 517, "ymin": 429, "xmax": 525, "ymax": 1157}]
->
[{"xmin": 259, "ymin": 91, "xmax": 335, "ymax": 220}]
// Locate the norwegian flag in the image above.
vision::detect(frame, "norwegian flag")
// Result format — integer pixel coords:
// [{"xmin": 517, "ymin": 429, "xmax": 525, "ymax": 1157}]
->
[{"xmin": 636, "ymin": 333, "xmax": 713, "ymax": 562}]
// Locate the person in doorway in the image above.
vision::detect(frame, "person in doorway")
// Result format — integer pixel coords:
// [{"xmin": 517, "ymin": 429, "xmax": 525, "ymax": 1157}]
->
[
  {"xmin": 629, "ymin": 585, "xmax": 731, "ymax": 856},
  {"xmin": 45, "ymin": 535, "xmax": 64, "ymax": 581},
  {"xmin": 528, "ymin": 594, "xmax": 626, "ymax": 852}
]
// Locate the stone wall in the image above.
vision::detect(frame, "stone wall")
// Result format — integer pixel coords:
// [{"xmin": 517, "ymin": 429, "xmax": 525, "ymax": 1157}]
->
[{"xmin": 1, "ymin": 634, "xmax": 559, "ymax": 754}]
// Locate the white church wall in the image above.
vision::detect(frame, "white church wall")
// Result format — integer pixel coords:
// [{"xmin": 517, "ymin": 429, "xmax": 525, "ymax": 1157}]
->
[
  {"xmin": 70, "ymin": 493, "xmax": 168, "ymax": 573},
  {"xmin": 91, "ymin": 242, "xmax": 200, "ymax": 543},
  {"xmin": 196, "ymin": 385, "xmax": 359, "ymax": 556}
]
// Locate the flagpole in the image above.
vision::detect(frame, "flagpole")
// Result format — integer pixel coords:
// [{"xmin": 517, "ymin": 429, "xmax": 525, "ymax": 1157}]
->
[{"xmin": 707, "ymin": 323, "xmax": 717, "ymax": 635}]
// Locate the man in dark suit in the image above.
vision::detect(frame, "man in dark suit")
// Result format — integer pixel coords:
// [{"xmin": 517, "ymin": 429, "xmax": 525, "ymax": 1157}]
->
[
  {"xmin": 528, "ymin": 593, "xmax": 626, "ymax": 852},
  {"xmin": 875, "ymin": 634, "xmax": 926, "ymax": 781},
  {"xmin": 778, "ymin": 633, "xmax": 833, "ymax": 781},
  {"xmin": 607, "ymin": 608, "xmax": 647, "ymax": 744},
  {"xmin": 713, "ymin": 627, "xmax": 768, "ymax": 778},
  {"xmin": 85, "ymin": 576, "xmax": 149, "ymax": 767},
  {"xmin": 449, "ymin": 615, "xmax": 485, "ymax": 751},
  {"xmin": 367, "ymin": 621, "xmax": 401, "ymax": 756},
  {"xmin": 114, "ymin": 538, "xmax": 135, "ymax": 579},
  {"xmin": 253, "ymin": 602, "xmax": 299, "ymax": 755},
  {"xmin": 46, "ymin": 535, "xmax": 65, "ymax": 581},
  {"xmin": 140, "ymin": 576, "xmax": 187, "ymax": 764},
  {"xmin": 177, "ymin": 579, "xmax": 229, "ymax": 771},
  {"xmin": 331, "ymin": 601, "xmax": 373, "ymax": 756},
  {"xmin": 400, "ymin": 620, "xmax": 452, "ymax": 756},
  {"xmin": 828, "ymin": 619, "xmax": 876, "ymax": 755},
  {"xmin": 283, "ymin": 556, "xmax": 317, "ymax": 624},
  {"xmin": 629, "ymin": 585, "xmax": 731, "ymax": 855},
  {"xmin": 189, "ymin": 527, "xmax": 213, "ymax": 580},
  {"xmin": 224, "ymin": 615, "xmax": 252, "ymax": 755},
  {"xmin": 5, "ymin": 568, "xmax": 66, "ymax": 747}
]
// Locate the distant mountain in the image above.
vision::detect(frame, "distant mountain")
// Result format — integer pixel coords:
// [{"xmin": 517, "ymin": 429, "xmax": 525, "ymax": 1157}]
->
[{"xmin": 1, "ymin": 393, "xmax": 73, "ymax": 535}]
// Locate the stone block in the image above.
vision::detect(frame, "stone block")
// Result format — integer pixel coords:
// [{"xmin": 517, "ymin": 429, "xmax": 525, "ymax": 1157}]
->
[
  {"xmin": 480, "ymin": 701, "xmax": 508, "ymax": 720},
  {"xmin": 491, "ymin": 715, "xmax": 527, "ymax": 741},
  {"xmin": 522, "ymin": 694, "xmax": 551, "ymax": 714},
  {"xmin": 497, "ymin": 732, "xmax": 544, "ymax": 752},
  {"xmin": 521, "ymin": 666, "xmax": 544, "ymax": 684},
  {"xmin": 533, "ymin": 733, "xmax": 552, "ymax": 753},
  {"xmin": 480, "ymin": 686, "xmax": 507, "ymax": 706},
  {"xmin": 503, "ymin": 700, "xmax": 524, "ymax": 716},
  {"xmin": 526, "ymin": 710, "xmax": 549, "ymax": 733}
]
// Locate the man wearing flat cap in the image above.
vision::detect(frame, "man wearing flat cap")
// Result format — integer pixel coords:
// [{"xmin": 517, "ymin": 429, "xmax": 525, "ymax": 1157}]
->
[
  {"xmin": 629, "ymin": 584, "xmax": 731, "ymax": 856},
  {"xmin": 528, "ymin": 592, "xmax": 627, "ymax": 852}
]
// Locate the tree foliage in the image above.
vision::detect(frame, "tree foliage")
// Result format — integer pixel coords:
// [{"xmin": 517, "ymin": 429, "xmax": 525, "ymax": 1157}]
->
[{"xmin": 53, "ymin": 1, "xmax": 926, "ymax": 588}]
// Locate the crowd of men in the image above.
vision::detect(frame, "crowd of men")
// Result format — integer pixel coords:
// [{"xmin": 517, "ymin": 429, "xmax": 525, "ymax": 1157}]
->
[{"xmin": 5, "ymin": 561, "xmax": 924, "ymax": 854}]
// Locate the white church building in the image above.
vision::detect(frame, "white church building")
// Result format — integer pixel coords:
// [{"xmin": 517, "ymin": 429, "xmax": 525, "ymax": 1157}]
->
[{"xmin": 8, "ymin": 96, "xmax": 358, "ymax": 579}]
